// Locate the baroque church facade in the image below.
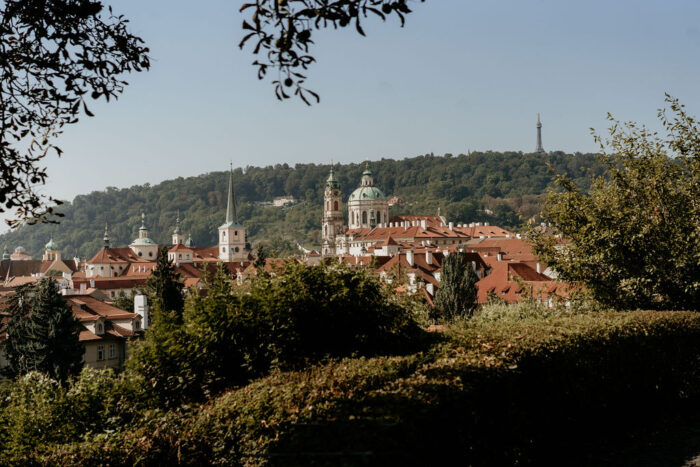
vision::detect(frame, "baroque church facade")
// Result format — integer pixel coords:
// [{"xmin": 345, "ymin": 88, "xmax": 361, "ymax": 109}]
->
[{"xmin": 321, "ymin": 162, "xmax": 390, "ymax": 257}]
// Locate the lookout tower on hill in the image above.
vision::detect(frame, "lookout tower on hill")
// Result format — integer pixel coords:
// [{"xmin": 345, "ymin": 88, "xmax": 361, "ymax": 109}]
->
[{"xmin": 535, "ymin": 113, "xmax": 545, "ymax": 154}]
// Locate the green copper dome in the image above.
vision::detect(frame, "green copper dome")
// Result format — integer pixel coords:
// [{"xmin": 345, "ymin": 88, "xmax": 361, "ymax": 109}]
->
[
  {"xmin": 131, "ymin": 237, "xmax": 157, "ymax": 246},
  {"xmin": 348, "ymin": 185, "xmax": 386, "ymax": 201},
  {"xmin": 45, "ymin": 238, "xmax": 58, "ymax": 250}
]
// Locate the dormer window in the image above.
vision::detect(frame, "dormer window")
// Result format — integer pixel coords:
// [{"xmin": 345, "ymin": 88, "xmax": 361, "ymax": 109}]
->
[
  {"xmin": 134, "ymin": 321, "xmax": 140, "ymax": 330},
  {"xmin": 96, "ymin": 322, "xmax": 103, "ymax": 334}
]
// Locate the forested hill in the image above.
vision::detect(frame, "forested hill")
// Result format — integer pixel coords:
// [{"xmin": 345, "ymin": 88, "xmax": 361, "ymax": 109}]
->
[{"xmin": 0, "ymin": 151, "xmax": 602, "ymax": 259}]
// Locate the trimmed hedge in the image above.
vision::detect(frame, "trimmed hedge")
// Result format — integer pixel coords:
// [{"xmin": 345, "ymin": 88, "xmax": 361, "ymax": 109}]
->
[{"xmin": 27, "ymin": 309, "xmax": 700, "ymax": 466}]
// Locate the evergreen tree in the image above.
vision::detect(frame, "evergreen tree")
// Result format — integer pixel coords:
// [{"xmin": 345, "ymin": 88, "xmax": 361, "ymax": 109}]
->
[
  {"xmin": 146, "ymin": 246, "xmax": 184, "ymax": 321},
  {"xmin": 3, "ymin": 278, "xmax": 83, "ymax": 381},
  {"xmin": 433, "ymin": 252, "xmax": 478, "ymax": 321},
  {"xmin": 253, "ymin": 243, "xmax": 267, "ymax": 269}
]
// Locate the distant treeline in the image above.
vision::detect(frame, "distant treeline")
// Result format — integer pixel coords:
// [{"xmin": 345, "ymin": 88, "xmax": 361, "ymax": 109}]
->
[{"xmin": 0, "ymin": 151, "xmax": 602, "ymax": 259}]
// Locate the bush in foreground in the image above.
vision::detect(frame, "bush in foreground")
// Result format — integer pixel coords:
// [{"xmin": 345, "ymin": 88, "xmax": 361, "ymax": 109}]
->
[{"xmin": 28, "ymin": 308, "xmax": 700, "ymax": 466}]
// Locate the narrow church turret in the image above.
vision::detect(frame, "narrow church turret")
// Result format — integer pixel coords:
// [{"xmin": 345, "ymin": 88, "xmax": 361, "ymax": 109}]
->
[{"xmin": 172, "ymin": 211, "xmax": 185, "ymax": 245}]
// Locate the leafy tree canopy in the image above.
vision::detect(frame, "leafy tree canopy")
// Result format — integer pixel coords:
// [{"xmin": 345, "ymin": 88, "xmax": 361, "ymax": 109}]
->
[
  {"xmin": 0, "ymin": 0, "xmax": 149, "ymax": 226},
  {"xmin": 239, "ymin": 0, "xmax": 424, "ymax": 104},
  {"xmin": 530, "ymin": 96, "xmax": 700, "ymax": 311}
]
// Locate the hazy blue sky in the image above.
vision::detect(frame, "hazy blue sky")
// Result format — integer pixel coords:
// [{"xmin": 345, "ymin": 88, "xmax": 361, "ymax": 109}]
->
[{"xmin": 34, "ymin": 0, "xmax": 700, "ymax": 205}]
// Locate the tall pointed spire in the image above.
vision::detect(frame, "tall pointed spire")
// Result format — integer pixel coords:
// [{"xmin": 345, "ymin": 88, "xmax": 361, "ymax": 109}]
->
[{"xmin": 225, "ymin": 163, "xmax": 237, "ymax": 224}]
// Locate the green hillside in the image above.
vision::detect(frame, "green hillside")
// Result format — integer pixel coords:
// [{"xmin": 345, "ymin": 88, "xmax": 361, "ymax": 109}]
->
[{"xmin": 0, "ymin": 151, "xmax": 602, "ymax": 259}]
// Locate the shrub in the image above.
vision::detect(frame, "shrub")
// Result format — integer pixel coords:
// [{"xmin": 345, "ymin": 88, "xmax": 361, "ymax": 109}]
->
[
  {"xmin": 36, "ymin": 310, "xmax": 700, "ymax": 466},
  {"xmin": 128, "ymin": 261, "xmax": 424, "ymax": 407}
]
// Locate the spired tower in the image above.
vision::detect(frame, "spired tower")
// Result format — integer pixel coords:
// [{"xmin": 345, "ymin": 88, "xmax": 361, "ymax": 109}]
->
[
  {"xmin": 218, "ymin": 166, "xmax": 247, "ymax": 261},
  {"xmin": 535, "ymin": 113, "xmax": 545, "ymax": 154},
  {"xmin": 322, "ymin": 167, "xmax": 344, "ymax": 257},
  {"xmin": 172, "ymin": 211, "xmax": 185, "ymax": 245}
]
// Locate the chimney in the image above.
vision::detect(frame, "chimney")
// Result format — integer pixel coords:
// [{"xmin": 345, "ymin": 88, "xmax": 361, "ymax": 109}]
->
[
  {"xmin": 497, "ymin": 252, "xmax": 503, "ymax": 261},
  {"xmin": 89, "ymin": 278, "xmax": 95, "ymax": 288},
  {"xmin": 80, "ymin": 282, "xmax": 86, "ymax": 293},
  {"xmin": 536, "ymin": 262, "xmax": 541, "ymax": 274},
  {"xmin": 425, "ymin": 250, "xmax": 433, "ymax": 265},
  {"xmin": 406, "ymin": 249, "xmax": 415, "ymax": 267},
  {"xmin": 421, "ymin": 220, "xmax": 427, "ymax": 229},
  {"xmin": 448, "ymin": 222, "xmax": 454, "ymax": 230},
  {"xmin": 134, "ymin": 294, "xmax": 149, "ymax": 330}
]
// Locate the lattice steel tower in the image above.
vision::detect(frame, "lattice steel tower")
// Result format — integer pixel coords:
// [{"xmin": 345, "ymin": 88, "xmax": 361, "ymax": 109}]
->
[{"xmin": 535, "ymin": 113, "xmax": 545, "ymax": 154}]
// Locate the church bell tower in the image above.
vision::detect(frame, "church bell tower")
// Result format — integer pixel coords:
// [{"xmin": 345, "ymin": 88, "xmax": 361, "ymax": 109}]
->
[
  {"xmin": 218, "ymin": 165, "xmax": 247, "ymax": 262},
  {"xmin": 322, "ymin": 167, "xmax": 344, "ymax": 257}
]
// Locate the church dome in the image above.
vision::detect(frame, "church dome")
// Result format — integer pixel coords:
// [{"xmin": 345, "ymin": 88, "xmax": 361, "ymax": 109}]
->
[
  {"xmin": 45, "ymin": 238, "xmax": 58, "ymax": 250},
  {"xmin": 348, "ymin": 165, "xmax": 385, "ymax": 201},
  {"xmin": 348, "ymin": 185, "xmax": 386, "ymax": 201},
  {"xmin": 131, "ymin": 237, "xmax": 157, "ymax": 246}
]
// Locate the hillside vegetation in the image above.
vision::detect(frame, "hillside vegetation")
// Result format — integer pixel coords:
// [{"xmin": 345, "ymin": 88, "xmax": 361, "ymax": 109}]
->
[{"xmin": 0, "ymin": 151, "xmax": 601, "ymax": 259}]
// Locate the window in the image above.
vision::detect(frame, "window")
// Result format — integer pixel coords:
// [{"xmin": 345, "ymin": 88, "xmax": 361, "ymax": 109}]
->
[
  {"xmin": 377, "ymin": 212, "xmax": 381, "ymax": 224},
  {"xmin": 96, "ymin": 323, "xmax": 103, "ymax": 333},
  {"xmin": 178, "ymin": 254, "xmax": 182, "ymax": 259},
  {"xmin": 222, "ymin": 247, "xmax": 226, "ymax": 253},
  {"xmin": 134, "ymin": 321, "xmax": 140, "ymax": 330},
  {"xmin": 148, "ymin": 251, "xmax": 153, "ymax": 257},
  {"xmin": 97, "ymin": 345, "xmax": 105, "ymax": 361},
  {"xmin": 362, "ymin": 211, "xmax": 367, "ymax": 224},
  {"xmin": 222, "ymin": 231, "xmax": 226, "ymax": 239},
  {"xmin": 138, "ymin": 252, "xmax": 143, "ymax": 257},
  {"xmin": 334, "ymin": 201, "xmax": 338, "ymax": 211},
  {"xmin": 234, "ymin": 247, "xmax": 239, "ymax": 252},
  {"xmin": 108, "ymin": 343, "xmax": 116, "ymax": 359},
  {"xmin": 234, "ymin": 230, "xmax": 238, "ymax": 236}
]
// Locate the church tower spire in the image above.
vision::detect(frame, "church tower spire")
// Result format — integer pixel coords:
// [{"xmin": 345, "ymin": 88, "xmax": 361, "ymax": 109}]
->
[
  {"xmin": 225, "ymin": 163, "xmax": 237, "ymax": 224},
  {"xmin": 535, "ymin": 113, "xmax": 545, "ymax": 154},
  {"xmin": 172, "ymin": 210, "xmax": 185, "ymax": 245},
  {"xmin": 322, "ymin": 165, "xmax": 344, "ymax": 257},
  {"xmin": 103, "ymin": 224, "xmax": 111, "ymax": 249},
  {"xmin": 218, "ymin": 164, "xmax": 247, "ymax": 262}
]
